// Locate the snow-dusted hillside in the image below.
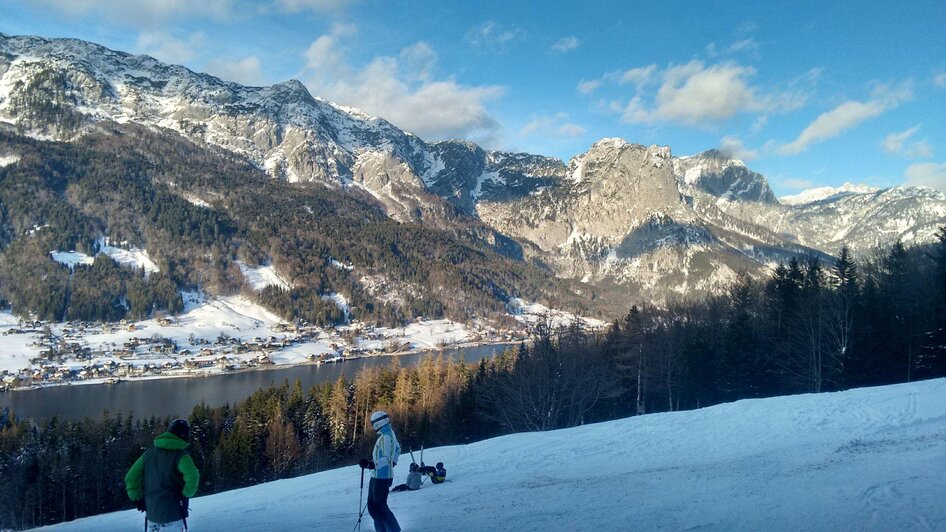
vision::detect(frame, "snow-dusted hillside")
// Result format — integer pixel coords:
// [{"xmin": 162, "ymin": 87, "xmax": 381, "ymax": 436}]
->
[{"xmin": 49, "ymin": 378, "xmax": 946, "ymax": 531}]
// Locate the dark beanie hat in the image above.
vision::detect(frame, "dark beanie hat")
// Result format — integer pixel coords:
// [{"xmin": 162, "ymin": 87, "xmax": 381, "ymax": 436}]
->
[{"xmin": 168, "ymin": 418, "xmax": 190, "ymax": 440}]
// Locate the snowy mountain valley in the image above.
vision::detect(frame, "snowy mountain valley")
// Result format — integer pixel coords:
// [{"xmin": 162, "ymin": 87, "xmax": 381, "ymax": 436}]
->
[
  {"xmin": 0, "ymin": 25, "xmax": 945, "ymax": 532},
  {"xmin": 46, "ymin": 378, "xmax": 946, "ymax": 531}
]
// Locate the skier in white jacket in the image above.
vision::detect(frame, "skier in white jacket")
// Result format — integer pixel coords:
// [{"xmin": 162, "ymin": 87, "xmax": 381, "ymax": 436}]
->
[{"xmin": 359, "ymin": 410, "xmax": 401, "ymax": 532}]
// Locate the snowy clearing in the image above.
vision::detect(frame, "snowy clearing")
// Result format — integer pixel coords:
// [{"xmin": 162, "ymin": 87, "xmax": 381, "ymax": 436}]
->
[
  {"xmin": 48, "ymin": 378, "xmax": 946, "ymax": 531},
  {"xmin": 237, "ymin": 261, "xmax": 291, "ymax": 291},
  {"xmin": 49, "ymin": 238, "xmax": 159, "ymax": 277},
  {"xmin": 508, "ymin": 297, "xmax": 607, "ymax": 329}
]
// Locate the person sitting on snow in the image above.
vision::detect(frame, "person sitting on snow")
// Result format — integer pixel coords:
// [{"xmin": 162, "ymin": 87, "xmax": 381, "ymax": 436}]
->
[
  {"xmin": 418, "ymin": 461, "xmax": 447, "ymax": 484},
  {"xmin": 391, "ymin": 462, "xmax": 423, "ymax": 492}
]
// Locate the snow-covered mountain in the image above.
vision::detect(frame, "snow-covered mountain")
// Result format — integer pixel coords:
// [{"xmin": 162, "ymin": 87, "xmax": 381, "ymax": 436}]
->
[
  {"xmin": 721, "ymin": 184, "xmax": 946, "ymax": 253},
  {"xmin": 3, "ymin": 32, "xmax": 946, "ymax": 304},
  {"xmin": 48, "ymin": 378, "xmax": 946, "ymax": 531},
  {"xmin": 674, "ymin": 149, "xmax": 778, "ymax": 203}
]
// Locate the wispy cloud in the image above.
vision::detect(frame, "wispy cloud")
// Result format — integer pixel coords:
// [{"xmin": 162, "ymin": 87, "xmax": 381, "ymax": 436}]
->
[
  {"xmin": 36, "ymin": 0, "xmax": 352, "ymax": 24},
  {"xmin": 519, "ymin": 113, "xmax": 585, "ymax": 138},
  {"xmin": 135, "ymin": 31, "xmax": 205, "ymax": 64},
  {"xmin": 719, "ymin": 135, "xmax": 759, "ymax": 161},
  {"xmin": 302, "ymin": 24, "xmax": 505, "ymax": 145},
  {"xmin": 551, "ymin": 36, "xmax": 580, "ymax": 53},
  {"xmin": 706, "ymin": 38, "xmax": 760, "ymax": 58},
  {"xmin": 274, "ymin": 0, "xmax": 355, "ymax": 13},
  {"xmin": 35, "ymin": 0, "xmax": 240, "ymax": 27},
  {"xmin": 882, "ymin": 125, "xmax": 933, "ymax": 159},
  {"xmin": 206, "ymin": 55, "xmax": 267, "ymax": 86},
  {"xmin": 779, "ymin": 177, "xmax": 816, "ymax": 191},
  {"xmin": 466, "ymin": 21, "xmax": 525, "ymax": 50},
  {"xmin": 904, "ymin": 161, "xmax": 946, "ymax": 192},
  {"xmin": 577, "ymin": 79, "xmax": 601, "ymax": 95},
  {"xmin": 935, "ymin": 73, "xmax": 946, "ymax": 89},
  {"xmin": 779, "ymin": 81, "xmax": 913, "ymax": 155}
]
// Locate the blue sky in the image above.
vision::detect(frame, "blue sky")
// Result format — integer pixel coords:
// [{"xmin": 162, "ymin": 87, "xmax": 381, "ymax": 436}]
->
[{"xmin": 2, "ymin": 0, "xmax": 945, "ymax": 195}]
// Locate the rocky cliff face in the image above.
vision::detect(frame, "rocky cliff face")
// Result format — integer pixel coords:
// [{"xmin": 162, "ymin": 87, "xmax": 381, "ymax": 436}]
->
[
  {"xmin": 4, "ymin": 33, "xmax": 945, "ymax": 305},
  {"xmin": 673, "ymin": 150, "xmax": 778, "ymax": 204}
]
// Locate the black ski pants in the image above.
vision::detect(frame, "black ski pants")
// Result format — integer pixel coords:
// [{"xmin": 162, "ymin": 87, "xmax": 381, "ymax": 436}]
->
[{"xmin": 367, "ymin": 477, "xmax": 400, "ymax": 532}]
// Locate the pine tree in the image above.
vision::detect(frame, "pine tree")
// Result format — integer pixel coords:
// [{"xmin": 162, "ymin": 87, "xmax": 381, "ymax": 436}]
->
[{"xmin": 919, "ymin": 227, "xmax": 946, "ymax": 378}]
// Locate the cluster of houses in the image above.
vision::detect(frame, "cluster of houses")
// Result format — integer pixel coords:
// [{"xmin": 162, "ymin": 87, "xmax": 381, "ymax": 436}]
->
[{"xmin": 0, "ymin": 315, "xmax": 529, "ymax": 391}]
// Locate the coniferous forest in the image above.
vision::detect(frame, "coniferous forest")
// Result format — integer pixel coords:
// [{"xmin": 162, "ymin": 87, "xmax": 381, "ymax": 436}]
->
[
  {"xmin": 2, "ymin": 229, "xmax": 945, "ymax": 529},
  {"xmin": 0, "ymin": 126, "xmax": 606, "ymax": 328}
]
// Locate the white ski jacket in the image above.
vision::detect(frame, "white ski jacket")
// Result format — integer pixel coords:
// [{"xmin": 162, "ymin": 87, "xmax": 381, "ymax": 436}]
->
[{"xmin": 372, "ymin": 424, "xmax": 400, "ymax": 480}]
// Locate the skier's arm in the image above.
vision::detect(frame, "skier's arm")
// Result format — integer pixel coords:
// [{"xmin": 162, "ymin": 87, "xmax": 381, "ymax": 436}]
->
[
  {"xmin": 124, "ymin": 455, "xmax": 146, "ymax": 501},
  {"xmin": 178, "ymin": 453, "xmax": 200, "ymax": 498}
]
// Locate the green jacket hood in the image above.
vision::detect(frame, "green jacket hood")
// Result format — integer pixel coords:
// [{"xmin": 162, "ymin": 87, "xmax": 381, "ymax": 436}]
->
[{"xmin": 153, "ymin": 432, "xmax": 189, "ymax": 450}]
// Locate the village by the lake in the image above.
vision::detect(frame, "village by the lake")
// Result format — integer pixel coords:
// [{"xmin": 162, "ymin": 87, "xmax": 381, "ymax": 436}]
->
[{"xmin": 0, "ymin": 294, "xmax": 601, "ymax": 391}]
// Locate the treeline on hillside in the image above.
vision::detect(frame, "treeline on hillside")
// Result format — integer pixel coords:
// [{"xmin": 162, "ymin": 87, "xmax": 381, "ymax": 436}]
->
[
  {"xmin": 0, "ymin": 126, "xmax": 600, "ymax": 326},
  {"xmin": 602, "ymin": 236, "xmax": 946, "ymax": 414},
  {"xmin": 2, "ymin": 229, "xmax": 946, "ymax": 528},
  {"xmin": 0, "ymin": 355, "xmax": 502, "ymax": 529}
]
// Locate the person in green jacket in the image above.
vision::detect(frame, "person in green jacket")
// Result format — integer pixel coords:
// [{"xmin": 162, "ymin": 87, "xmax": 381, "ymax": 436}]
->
[{"xmin": 125, "ymin": 418, "xmax": 200, "ymax": 531}]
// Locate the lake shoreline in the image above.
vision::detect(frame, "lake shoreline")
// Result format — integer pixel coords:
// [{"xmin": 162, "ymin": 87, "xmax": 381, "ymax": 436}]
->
[{"xmin": 1, "ymin": 340, "xmax": 521, "ymax": 393}]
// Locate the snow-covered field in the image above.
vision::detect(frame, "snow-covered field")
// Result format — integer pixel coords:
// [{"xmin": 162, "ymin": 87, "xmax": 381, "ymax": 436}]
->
[
  {"xmin": 236, "ymin": 261, "xmax": 291, "ymax": 291},
  {"xmin": 508, "ymin": 297, "xmax": 607, "ymax": 329},
  {"xmin": 47, "ymin": 378, "xmax": 946, "ymax": 531},
  {"xmin": 50, "ymin": 238, "xmax": 159, "ymax": 276}
]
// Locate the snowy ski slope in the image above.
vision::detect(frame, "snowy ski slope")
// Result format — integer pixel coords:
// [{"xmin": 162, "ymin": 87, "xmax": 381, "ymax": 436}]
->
[{"xmin": 47, "ymin": 378, "xmax": 946, "ymax": 531}]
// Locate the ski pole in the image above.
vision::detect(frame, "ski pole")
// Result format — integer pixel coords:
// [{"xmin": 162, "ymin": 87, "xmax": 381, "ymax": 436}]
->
[
  {"xmin": 409, "ymin": 448, "xmax": 417, "ymax": 465},
  {"xmin": 353, "ymin": 466, "xmax": 366, "ymax": 532}
]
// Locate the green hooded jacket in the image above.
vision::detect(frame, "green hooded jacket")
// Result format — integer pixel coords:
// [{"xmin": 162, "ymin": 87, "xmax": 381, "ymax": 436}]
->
[{"xmin": 125, "ymin": 432, "xmax": 199, "ymax": 524}]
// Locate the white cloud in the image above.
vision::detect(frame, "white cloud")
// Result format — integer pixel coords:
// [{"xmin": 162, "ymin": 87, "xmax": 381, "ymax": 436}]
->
[
  {"xmin": 35, "ymin": 0, "xmax": 239, "ymax": 26},
  {"xmin": 519, "ymin": 113, "xmax": 585, "ymax": 138},
  {"xmin": 618, "ymin": 64, "xmax": 658, "ymax": 87},
  {"xmin": 727, "ymin": 38, "xmax": 759, "ymax": 55},
  {"xmin": 206, "ymin": 56, "xmax": 267, "ymax": 86},
  {"xmin": 780, "ymin": 177, "xmax": 816, "ymax": 191},
  {"xmin": 551, "ymin": 36, "xmax": 580, "ymax": 53},
  {"xmin": 577, "ymin": 79, "xmax": 601, "ymax": 94},
  {"xmin": 719, "ymin": 135, "xmax": 759, "ymax": 161},
  {"xmin": 302, "ymin": 26, "xmax": 505, "ymax": 144},
  {"xmin": 935, "ymin": 73, "xmax": 946, "ymax": 89},
  {"xmin": 619, "ymin": 61, "xmax": 804, "ymax": 126},
  {"xmin": 904, "ymin": 161, "xmax": 946, "ymax": 192},
  {"xmin": 274, "ymin": 0, "xmax": 355, "ymax": 12},
  {"xmin": 303, "ymin": 22, "xmax": 356, "ymax": 76},
  {"xmin": 135, "ymin": 31, "xmax": 205, "ymax": 64},
  {"xmin": 398, "ymin": 42, "xmax": 437, "ymax": 83},
  {"xmin": 882, "ymin": 125, "xmax": 933, "ymax": 159},
  {"xmin": 751, "ymin": 115, "xmax": 769, "ymax": 133},
  {"xmin": 780, "ymin": 81, "xmax": 913, "ymax": 155},
  {"xmin": 706, "ymin": 38, "xmax": 759, "ymax": 58},
  {"xmin": 466, "ymin": 21, "xmax": 525, "ymax": 49}
]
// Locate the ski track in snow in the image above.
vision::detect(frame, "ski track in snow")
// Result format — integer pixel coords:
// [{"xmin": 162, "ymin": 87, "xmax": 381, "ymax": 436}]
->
[{"xmin": 44, "ymin": 379, "xmax": 946, "ymax": 531}]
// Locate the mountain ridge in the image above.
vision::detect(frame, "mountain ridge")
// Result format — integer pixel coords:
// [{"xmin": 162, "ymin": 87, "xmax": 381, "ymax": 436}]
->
[{"xmin": 2, "ymin": 32, "xmax": 945, "ymax": 306}]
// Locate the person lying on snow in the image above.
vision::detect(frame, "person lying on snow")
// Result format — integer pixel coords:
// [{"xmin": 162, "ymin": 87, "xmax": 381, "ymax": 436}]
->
[
  {"xmin": 390, "ymin": 462, "xmax": 423, "ymax": 492},
  {"xmin": 418, "ymin": 462, "xmax": 447, "ymax": 484}
]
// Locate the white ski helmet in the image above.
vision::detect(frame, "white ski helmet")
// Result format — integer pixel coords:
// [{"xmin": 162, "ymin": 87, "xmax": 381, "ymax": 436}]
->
[{"xmin": 371, "ymin": 410, "xmax": 390, "ymax": 431}]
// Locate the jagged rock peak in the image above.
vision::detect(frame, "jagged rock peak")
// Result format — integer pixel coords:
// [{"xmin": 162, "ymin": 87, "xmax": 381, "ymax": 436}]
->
[
  {"xmin": 673, "ymin": 149, "xmax": 777, "ymax": 204},
  {"xmin": 568, "ymin": 138, "xmax": 672, "ymax": 184}
]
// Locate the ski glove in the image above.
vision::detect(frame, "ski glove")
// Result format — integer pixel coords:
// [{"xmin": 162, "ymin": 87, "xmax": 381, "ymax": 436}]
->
[
  {"xmin": 134, "ymin": 499, "xmax": 146, "ymax": 512},
  {"xmin": 359, "ymin": 458, "xmax": 375, "ymax": 470}
]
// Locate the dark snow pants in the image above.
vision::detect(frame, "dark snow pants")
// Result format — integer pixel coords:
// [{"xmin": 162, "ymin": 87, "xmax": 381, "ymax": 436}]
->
[{"xmin": 367, "ymin": 477, "xmax": 400, "ymax": 532}]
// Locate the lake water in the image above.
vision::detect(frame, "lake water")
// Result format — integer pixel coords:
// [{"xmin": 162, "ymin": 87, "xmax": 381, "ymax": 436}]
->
[{"xmin": 0, "ymin": 343, "xmax": 512, "ymax": 421}]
